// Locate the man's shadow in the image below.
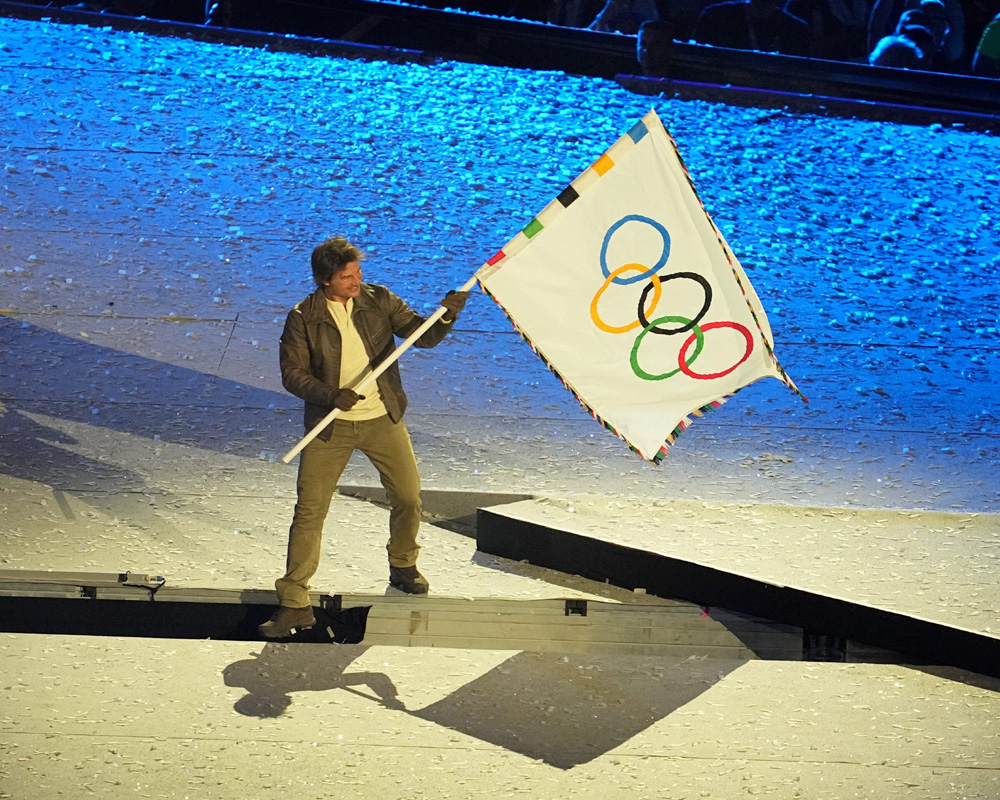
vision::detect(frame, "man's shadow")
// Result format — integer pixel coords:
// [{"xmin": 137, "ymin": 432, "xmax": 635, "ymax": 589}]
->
[
  {"xmin": 223, "ymin": 643, "xmax": 404, "ymax": 718},
  {"xmin": 223, "ymin": 643, "xmax": 746, "ymax": 768}
]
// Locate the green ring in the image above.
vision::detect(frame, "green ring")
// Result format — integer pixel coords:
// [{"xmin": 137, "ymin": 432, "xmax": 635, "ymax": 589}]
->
[{"xmin": 631, "ymin": 316, "xmax": 704, "ymax": 381}]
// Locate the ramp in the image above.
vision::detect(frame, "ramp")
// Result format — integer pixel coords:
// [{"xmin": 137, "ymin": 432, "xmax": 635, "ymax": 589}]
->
[{"xmin": 477, "ymin": 498, "xmax": 1000, "ymax": 676}]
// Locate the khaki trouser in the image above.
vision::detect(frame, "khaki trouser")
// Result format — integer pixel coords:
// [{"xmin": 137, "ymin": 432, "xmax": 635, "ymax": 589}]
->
[{"xmin": 276, "ymin": 415, "xmax": 421, "ymax": 608}]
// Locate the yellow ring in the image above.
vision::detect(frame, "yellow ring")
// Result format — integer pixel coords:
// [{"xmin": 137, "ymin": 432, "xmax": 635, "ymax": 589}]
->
[{"xmin": 590, "ymin": 264, "xmax": 661, "ymax": 334}]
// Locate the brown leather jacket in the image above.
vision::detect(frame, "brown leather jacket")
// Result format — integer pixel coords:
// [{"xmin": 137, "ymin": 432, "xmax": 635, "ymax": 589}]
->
[{"xmin": 279, "ymin": 285, "xmax": 454, "ymax": 439}]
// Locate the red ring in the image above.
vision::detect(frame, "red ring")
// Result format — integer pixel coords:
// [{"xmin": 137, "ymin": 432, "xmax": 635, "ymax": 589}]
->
[{"xmin": 677, "ymin": 321, "xmax": 754, "ymax": 380}]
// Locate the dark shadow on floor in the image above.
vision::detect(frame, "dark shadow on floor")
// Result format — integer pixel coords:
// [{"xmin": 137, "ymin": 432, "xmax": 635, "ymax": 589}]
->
[
  {"xmin": 0, "ymin": 315, "xmax": 297, "ymax": 570},
  {"xmin": 0, "ymin": 316, "xmax": 296, "ymax": 523},
  {"xmin": 0, "ymin": 316, "xmax": 293, "ymax": 476},
  {"xmin": 223, "ymin": 642, "xmax": 403, "ymax": 718},
  {"xmin": 411, "ymin": 650, "xmax": 747, "ymax": 769},
  {"xmin": 222, "ymin": 640, "xmax": 747, "ymax": 767}
]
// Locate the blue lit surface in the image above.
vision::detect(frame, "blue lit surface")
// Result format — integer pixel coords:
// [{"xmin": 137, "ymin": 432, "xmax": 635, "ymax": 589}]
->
[{"xmin": 0, "ymin": 16, "xmax": 997, "ymax": 511}]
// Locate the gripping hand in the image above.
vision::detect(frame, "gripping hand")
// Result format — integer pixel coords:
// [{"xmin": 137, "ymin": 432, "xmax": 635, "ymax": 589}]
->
[
  {"xmin": 441, "ymin": 290, "xmax": 469, "ymax": 322},
  {"xmin": 332, "ymin": 388, "xmax": 364, "ymax": 411}
]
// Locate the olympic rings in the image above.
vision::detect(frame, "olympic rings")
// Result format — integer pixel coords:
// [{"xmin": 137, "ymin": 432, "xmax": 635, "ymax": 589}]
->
[
  {"xmin": 600, "ymin": 215, "xmax": 671, "ymax": 285},
  {"xmin": 677, "ymin": 321, "xmax": 753, "ymax": 380},
  {"xmin": 590, "ymin": 214, "xmax": 755, "ymax": 382},
  {"xmin": 631, "ymin": 316, "xmax": 704, "ymax": 381},
  {"xmin": 592, "ymin": 264, "xmax": 662, "ymax": 333},
  {"xmin": 637, "ymin": 272, "xmax": 713, "ymax": 336}
]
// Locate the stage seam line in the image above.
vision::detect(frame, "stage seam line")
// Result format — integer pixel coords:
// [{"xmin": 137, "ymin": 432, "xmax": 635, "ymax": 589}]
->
[{"xmin": 215, "ymin": 312, "xmax": 240, "ymax": 374}]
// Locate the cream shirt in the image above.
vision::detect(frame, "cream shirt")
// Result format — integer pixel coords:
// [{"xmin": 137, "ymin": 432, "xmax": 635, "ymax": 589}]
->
[{"xmin": 327, "ymin": 297, "xmax": 389, "ymax": 421}]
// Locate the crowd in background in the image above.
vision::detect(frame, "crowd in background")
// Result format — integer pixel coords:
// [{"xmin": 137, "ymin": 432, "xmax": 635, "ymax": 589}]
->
[
  {"xmin": 63, "ymin": 0, "xmax": 1000, "ymax": 76},
  {"xmin": 586, "ymin": 0, "xmax": 1000, "ymax": 75}
]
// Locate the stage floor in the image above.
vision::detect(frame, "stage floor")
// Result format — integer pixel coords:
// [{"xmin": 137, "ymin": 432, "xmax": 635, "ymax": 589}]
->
[
  {"xmin": 3, "ymin": 633, "xmax": 1000, "ymax": 799},
  {"xmin": 1, "ymin": 13, "xmax": 999, "ymax": 799}
]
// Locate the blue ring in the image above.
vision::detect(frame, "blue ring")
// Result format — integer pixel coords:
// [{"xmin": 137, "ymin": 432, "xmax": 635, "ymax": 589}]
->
[{"xmin": 600, "ymin": 215, "xmax": 671, "ymax": 285}]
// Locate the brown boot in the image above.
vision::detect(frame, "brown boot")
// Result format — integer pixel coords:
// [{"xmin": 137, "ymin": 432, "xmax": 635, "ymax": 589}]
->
[
  {"xmin": 258, "ymin": 605, "xmax": 316, "ymax": 639},
  {"xmin": 389, "ymin": 565, "xmax": 429, "ymax": 594}
]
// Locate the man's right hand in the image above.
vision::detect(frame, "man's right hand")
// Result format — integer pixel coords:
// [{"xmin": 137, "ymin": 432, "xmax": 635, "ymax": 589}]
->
[{"xmin": 333, "ymin": 388, "xmax": 364, "ymax": 411}]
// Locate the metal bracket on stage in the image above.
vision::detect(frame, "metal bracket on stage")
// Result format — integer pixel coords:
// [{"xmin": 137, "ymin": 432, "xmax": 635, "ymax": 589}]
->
[
  {"xmin": 564, "ymin": 599, "xmax": 587, "ymax": 617},
  {"xmin": 321, "ymin": 594, "xmax": 343, "ymax": 613},
  {"xmin": 0, "ymin": 569, "xmax": 166, "ymax": 600}
]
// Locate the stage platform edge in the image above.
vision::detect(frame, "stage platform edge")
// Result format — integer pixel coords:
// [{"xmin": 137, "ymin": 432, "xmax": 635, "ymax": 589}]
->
[{"xmin": 0, "ymin": 570, "xmax": 772, "ymax": 658}]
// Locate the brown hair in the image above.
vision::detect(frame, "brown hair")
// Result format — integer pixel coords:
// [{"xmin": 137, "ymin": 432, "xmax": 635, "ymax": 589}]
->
[{"xmin": 311, "ymin": 236, "xmax": 364, "ymax": 287}]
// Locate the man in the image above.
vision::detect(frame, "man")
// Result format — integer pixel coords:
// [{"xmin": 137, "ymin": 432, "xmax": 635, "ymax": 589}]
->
[{"xmin": 260, "ymin": 236, "xmax": 468, "ymax": 639}]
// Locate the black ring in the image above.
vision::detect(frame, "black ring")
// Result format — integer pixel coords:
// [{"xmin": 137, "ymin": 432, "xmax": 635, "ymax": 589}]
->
[{"xmin": 637, "ymin": 272, "xmax": 713, "ymax": 335}]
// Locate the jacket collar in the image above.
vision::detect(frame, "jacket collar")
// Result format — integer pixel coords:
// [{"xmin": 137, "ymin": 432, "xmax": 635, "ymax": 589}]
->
[{"xmin": 300, "ymin": 284, "xmax": 376, "ymax": 324}]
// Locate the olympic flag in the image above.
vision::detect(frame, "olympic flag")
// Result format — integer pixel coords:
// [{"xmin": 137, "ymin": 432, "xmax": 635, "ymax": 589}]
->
[{"xmin": 477, "ymin": 110, "xmax": 805, "ymax": 462}]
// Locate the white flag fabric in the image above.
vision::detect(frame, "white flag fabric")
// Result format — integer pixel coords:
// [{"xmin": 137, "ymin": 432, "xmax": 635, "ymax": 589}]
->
[{"xmin": 478, "ymin": 110, "xmax": 804, "ymax": 462}]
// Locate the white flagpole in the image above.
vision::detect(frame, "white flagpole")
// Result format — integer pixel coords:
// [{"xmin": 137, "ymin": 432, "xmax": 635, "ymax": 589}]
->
[{"xmin": 280, "ymin": 272, "xmax": 484, "ymax": 464}]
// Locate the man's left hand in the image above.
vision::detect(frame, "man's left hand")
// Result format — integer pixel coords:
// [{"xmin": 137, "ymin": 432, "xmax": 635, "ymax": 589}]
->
[{"xmin": 440, "ymin": 290, "xmax": 469, "ymax": 321}]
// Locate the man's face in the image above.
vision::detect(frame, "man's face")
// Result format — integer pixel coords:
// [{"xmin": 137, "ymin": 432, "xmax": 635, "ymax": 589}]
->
[{"xmin": 323, "ymin": 260, "xmax": 363, "ymax": 303}]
